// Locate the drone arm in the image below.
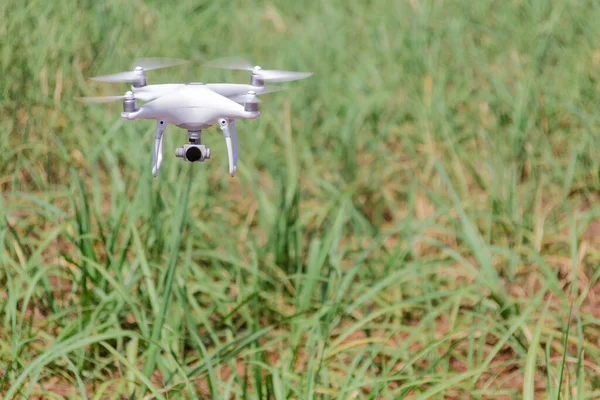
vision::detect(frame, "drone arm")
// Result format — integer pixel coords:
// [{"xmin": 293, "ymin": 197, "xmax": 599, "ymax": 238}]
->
[
  {"xmin": 219, "ymin": 118, "xmax": 239, "ymax": 177},
  {"xmin": 152, "ymin": 120, "xmax": 167, "ymax": 177}
]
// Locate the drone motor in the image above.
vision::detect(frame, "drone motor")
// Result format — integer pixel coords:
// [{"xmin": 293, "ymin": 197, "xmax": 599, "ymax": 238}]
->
[
  {"xmin": 131, "ymin": 67, "xmax": 147, "ymax": 88},
  {"xmin": 122, "ymin": 91, "xmax": 138, "ymax": 112},
  {"xmin": 243, "ymin": 91, "xmax": 260, "ymax": 112},
  {"xmin": 250, "ymin": 67, "xmax": 265, "ymax": 87}
]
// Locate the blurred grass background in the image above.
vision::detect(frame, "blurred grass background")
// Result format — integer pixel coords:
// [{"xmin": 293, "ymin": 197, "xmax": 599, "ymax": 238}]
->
[{"xmin": 1, "ymin": 0, "xmax": 600, "ymax": 398}]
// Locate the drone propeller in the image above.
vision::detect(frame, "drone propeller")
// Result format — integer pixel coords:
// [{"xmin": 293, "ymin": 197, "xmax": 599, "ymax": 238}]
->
[
  {"xmin": 253, "ymin": 85, "xmax": 286, "ymax": 95},
  {"xmin": 76, "ymin": 91, "xmax": 138, "ymax": 113},
  {"xmin": 229, "ymin": 90, "xmax": 266, "ymax": 104},
  {"xmin": 131, "ymin": 57, "xmax": 189, "ymax": 71},
  {"xmin": 205, "ymin": 57, "xmax": 312, "ymax": 83},
  {"xmin": 242, "ymin": 91, "xmax": 261, "ymax": 102},
  {"xmin": 89, "ymin": 57, "xmax": 188, "ymax": 84},
  {"xmin": 75, "ymin": 94, "xmax": 128, "ymax": 103}
]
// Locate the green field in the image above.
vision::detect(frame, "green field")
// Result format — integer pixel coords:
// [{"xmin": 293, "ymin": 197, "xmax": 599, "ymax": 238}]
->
[{"xmin": 1, "ymin": 0, "xmax": 600, "ymax": 398}]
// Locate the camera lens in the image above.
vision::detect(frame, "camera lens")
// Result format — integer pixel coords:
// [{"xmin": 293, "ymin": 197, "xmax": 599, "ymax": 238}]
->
[{"xmin": 185, "ymin": 146, "xmax": 202, "ymax": 162}]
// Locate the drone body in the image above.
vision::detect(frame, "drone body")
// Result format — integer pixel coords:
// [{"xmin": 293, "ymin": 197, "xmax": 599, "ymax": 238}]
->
[
  {"xmin": 79, "ymin": 57, "xmax": 311, "ymax": 177},
  {"xmin": 122, "ymin": 83, "xmax": 260, "ymax": 129}
]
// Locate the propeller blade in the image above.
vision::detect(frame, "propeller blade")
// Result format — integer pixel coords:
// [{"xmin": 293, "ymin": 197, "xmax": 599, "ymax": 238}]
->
[
  {"xmin": 230, "ymin": 94, "xmax": 263, "ymax": 103},
  {"xmin": 231, "ymin": 92, "xmax": 262, "ymax": 104},
  {"xmin": 257, "ymin": 85, "xmax": 286, "ymax": 95},
  {"xmin": 205, "ymin": 57, "xmax": 312, "ymax": 83},
  {"xmin": 89, "ymin": 71, "xmax": 138, "ymax": 83},
  {"xmin": 132, "ymin": 57, "xmax": 189, "ymax": 70},
  {"xmin": 256, "ymin": 69, "xmax": 313, "ymax": 83},
  {"xmin": 89, "ymin": 57, "xmax": 188, "ymax": 83},
  {"xmin": 228, "ymin": 86, "xmax": 284, "ymax": 103},
  {"xmin": 204, "ymin": 56, "xmax": 254, "ymax": 71},
  {"xmin": 75, "ymin": 95, "xmax": 126, "ymax": 103}
]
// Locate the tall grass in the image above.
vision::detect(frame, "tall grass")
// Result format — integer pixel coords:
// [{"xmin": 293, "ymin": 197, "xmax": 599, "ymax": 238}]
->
[{"xmin": 1, "ymin": 0, "xmax": 600, "ymax": 398}]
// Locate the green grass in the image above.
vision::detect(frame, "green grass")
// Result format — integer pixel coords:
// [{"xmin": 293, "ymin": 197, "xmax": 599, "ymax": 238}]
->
[{"xmin": 1, "ymin": 0, "xmax": 600, "ymax": 398}]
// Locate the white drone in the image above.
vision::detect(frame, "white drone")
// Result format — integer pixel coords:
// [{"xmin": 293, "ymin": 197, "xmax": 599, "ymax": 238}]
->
[{"xmin": 78, "ymin": 57, "xmax": 312, "ymax": 177}]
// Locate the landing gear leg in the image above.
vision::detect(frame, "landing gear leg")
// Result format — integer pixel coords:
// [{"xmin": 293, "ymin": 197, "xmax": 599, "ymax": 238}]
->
[
  {"xmin": 152, "ymin": 120, "xmax": 167, "ymax": 177},
  {"xmin": 218, "ymin": 118, "xmax": 238, "ymax": 177}
]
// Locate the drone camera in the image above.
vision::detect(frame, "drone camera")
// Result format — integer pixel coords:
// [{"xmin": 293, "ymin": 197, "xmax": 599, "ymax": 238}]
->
[{"xmin": 175, "ymin": 144, "xmax": 211, "ymax": 162}]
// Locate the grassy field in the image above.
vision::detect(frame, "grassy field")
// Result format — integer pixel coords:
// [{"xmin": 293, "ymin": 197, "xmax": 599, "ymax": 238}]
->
[{"xmin": 1, "ymin": 0, "xmax": 600, "ymax": 398}]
